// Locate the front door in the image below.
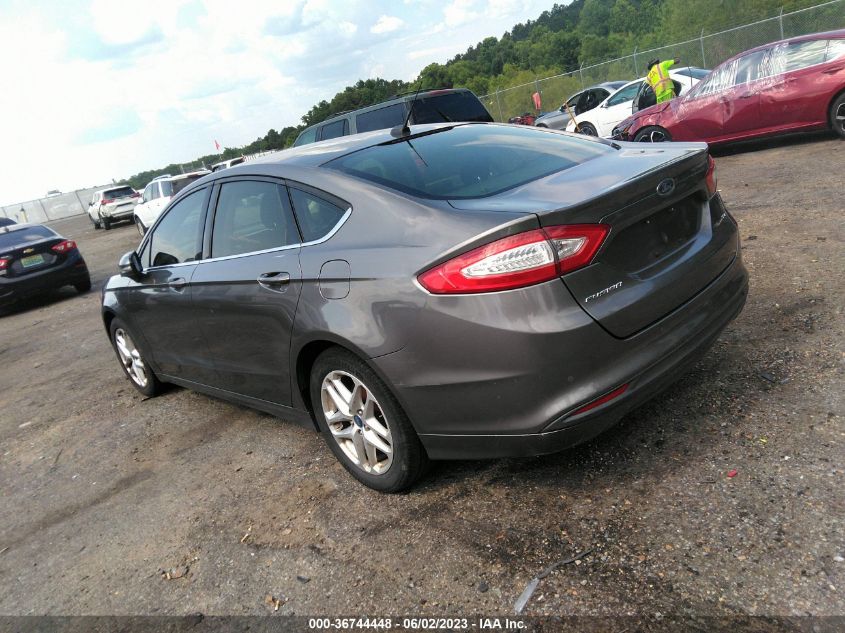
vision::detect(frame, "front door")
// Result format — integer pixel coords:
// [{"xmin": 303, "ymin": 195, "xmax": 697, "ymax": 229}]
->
[
  {"xmin": 191, "ymin": 179, "xmax": 303, "ymax": 405},
  {"xmin": 123, "ymin": 187, "xmax": 216, "ymax": 383}
]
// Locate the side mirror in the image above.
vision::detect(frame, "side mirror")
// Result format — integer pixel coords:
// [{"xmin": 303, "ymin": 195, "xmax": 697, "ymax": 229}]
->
[
  {"xmin": 88, "ymin": 201, "xmax": 93, "ymax": 207},
  {"xmin": 118, "ymin": 251, "xmax": 143, "ymax": 278}
]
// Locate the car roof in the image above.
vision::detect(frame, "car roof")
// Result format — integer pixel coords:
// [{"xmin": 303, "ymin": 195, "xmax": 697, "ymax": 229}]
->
[
  {"xmin": 724, "ymin": 28, "xmax": 845, "ymax": 62},
  {"xmin": 302, "ymin": 88, "xmax": 474, "ymax": 130}
]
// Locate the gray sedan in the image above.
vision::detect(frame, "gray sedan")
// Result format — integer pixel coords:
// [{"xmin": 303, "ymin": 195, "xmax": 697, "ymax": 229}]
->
[
  {"xmin": 534, "ymin": 81, "xmax": 627, "ymax": 129},
  {"xmin": 102, "ymin": 123, "xmax": 748, "ymax": 492}
]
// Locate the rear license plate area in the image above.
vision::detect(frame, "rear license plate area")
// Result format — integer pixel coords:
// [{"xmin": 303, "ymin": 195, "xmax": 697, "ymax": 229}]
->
[
  {"xmin": 602, "ymin": 196, "xmax": 702, "ymax": 272},
  {"xmin": 21, "ymin": 254, "xmax": 45, "ymax": 268}
]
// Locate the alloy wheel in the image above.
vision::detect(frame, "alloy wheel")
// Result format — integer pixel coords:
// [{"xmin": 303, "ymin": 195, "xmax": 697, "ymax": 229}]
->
[
  {"xmin": 836, "ymin": 103, "xmax": 845, "ymax": 133},
  {"xmin": 114, "ymin": 328, "xmax": 148, "ymax": 388},
  {"xmin": 321, "ymin": 370, "xmax": 393, "ymax": 475}
]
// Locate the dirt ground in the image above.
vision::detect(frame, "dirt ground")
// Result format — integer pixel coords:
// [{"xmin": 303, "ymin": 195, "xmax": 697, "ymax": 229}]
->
[{"xmin": 0, "ymin": 133, "xmax": 843, "ymax": 620}]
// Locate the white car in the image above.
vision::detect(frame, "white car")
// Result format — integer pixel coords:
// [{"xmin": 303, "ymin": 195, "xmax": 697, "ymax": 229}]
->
[
  {"xmin": 87, "ymin": 185, "xmax": 140, "ymax": 230},
  {"xmin": 211, "ymin": 156, "xmax": 245, "ymax": 171},
  {"xmin": 133, "ymin": 171, "xmax": 209, "ymax": 236},
  {"xmin": 566, "ymin": 67, "xmax": 709, "ymax": 137}
]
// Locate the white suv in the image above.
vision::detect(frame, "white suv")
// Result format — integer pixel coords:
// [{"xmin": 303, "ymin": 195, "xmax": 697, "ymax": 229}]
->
[
  {"xmin": 88, "ymin": 185, "xmax": 140, "ymax": 230},
  {"xmin": 133, "ymin": 171, "xmax": 209, "ymax": 236}
]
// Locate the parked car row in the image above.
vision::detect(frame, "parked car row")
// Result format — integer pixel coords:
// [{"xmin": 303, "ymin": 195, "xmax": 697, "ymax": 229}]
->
[{"xmin": 613, "ymin": 30, "xmax": 845, "ymax": 144}]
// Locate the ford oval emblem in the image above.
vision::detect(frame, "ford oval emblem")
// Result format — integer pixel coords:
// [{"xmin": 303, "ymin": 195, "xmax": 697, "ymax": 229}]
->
[{"xmin": 656, "ymin": 178, "xmax": 676, "ymax": 197}]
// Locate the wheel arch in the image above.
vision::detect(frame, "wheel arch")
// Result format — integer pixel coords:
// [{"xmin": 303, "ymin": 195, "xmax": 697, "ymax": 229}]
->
[
  {"xmin": 827, "ymin": 87, "xmax": 845, "ymax": 128},
  {"xmin": 293, "ymin": 336, "xmax": 410, "ymax": 432}
]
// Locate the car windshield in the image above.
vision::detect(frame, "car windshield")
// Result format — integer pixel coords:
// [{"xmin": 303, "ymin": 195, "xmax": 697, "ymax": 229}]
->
[
  {"xmin": 105, "ymin": 186, "xmax": 135, "ymax": 198},
  {"xmin": 0, "ymin": 225, "xmax": 55, "ymax": 249},
  {"xmin": 325, "ymin": 124, "xmax": 612, "ymax": 200}
]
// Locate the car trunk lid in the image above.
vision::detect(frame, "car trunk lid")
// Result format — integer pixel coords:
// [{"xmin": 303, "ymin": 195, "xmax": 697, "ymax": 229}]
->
[{"xmin": 449, "ymin": 144, "xmax": 738, "ymax": 338}]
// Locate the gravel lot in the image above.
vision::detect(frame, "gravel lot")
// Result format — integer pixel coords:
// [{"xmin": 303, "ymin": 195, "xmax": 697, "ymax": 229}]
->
[{"xmin": 1, "ymin": 134, "xmax": 843, "ymax": 619}]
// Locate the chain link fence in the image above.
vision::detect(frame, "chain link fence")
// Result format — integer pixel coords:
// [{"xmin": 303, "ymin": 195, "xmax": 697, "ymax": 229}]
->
[{"xmin": 481, "ymin": 0, "xmax": 845, "ymax": 122}]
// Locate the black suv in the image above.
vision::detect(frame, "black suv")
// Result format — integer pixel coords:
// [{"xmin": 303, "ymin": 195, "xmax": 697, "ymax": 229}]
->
[{"xmin": 293, "ymin": 88, "xmax": 493, "ymax": 146}]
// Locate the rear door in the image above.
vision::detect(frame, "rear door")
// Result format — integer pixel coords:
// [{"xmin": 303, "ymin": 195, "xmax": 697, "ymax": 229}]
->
[
  {"xmin": 757, "ymin": 39, "xmax": 834, "ymax": 129},
  {"xmin": 190, "ymin": 178, "xmax": 303, "ymax": 404},
  {"xmin": 719, "ymin": 49, "xmax": 766, "ymax": 136}
]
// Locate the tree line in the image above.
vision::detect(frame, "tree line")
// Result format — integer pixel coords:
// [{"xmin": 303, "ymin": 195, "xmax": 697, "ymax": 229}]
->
[{"xmin": 123, "ymin": 0, "xmax": 824, "ymax": 189}]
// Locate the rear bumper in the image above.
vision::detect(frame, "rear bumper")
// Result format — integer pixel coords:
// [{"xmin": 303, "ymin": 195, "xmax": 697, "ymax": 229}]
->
[
  {"xmin": 101, "ymin": 205, "xmax": 136, "ymax": 219},
  {"xmin": 0, "ymin": 252, "xmax": 89, "ymax": 304},
  {"xmin": 374, "ymin": 247, "xmax": 748, "ymax": 460}
]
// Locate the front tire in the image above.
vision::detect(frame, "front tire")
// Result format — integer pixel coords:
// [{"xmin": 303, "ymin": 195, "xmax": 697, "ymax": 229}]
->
[
  {"xmin": 830, "ymin": 92, "xmax": 845, "ymax": 139},
  {"xmin": 109, "ymin": 318, "xmax": 161, "ymax": 397},
  {"xmin": 135, "ymin": 216, "xmax": 146, "ymax": 236},
  {"xmin": 633, "ymin": 126, "xmax": 672, "ymax": 142},
  {"xmin": 577, "ymin": 122, "xmax": 598, "ymax": 136},
  {"xmin": 310, "ymin": 348, "xmax": 427, "ymax": 492}
]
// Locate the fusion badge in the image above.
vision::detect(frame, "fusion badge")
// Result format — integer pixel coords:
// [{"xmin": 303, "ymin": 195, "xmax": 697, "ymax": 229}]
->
[{"xmin": 585, "ymin": 281, "xmax": 623, "ymax": 303}]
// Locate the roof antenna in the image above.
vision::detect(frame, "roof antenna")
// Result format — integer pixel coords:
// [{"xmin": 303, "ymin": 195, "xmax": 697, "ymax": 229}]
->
[{"xmin": 391, "ymin": 81, "xmax": 423, "ymax": 138}]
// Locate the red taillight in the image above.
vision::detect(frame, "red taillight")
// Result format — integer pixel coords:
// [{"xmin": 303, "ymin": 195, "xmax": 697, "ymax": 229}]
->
[
  {"xmin": 51, "ymin": 240, "xmax": 77, "ymax": 254},
  {"xmin": 573, "ymin": 384, "xmax": 629, "ymax": 416},
  {"xmin": 705, "ymin": 155, "xmax": 717, "ymax": 197},
  {"xmin": 102, "ymin": 198, "xmax": 114, "ymax": 205},
  {"xmin": 0, "ymin": 257, "xmax": 10, "ymax": 270},
  {"xmin": 417, "ymin": 224, "xmax": 609, "ymax": 294},
  {"xmin": 544, "ymin": 224, "xmax": 610, "ymax": 274},
  {"xmin": 131, "ymin": 192, "xmax": 140, "ymax": 198}
]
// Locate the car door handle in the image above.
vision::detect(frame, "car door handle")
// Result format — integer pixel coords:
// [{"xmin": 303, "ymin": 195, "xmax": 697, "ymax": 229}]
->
[
  {"xmin": 168, "ymin": 277, "xmax": 188, "ymax": 290},
  {"xmin": 738, "ymin": 92, "xmax": 755, "ymax": 99},
  {"xmin": 823, "ymin": 66, "xmax": 844, "ymax": 75},
  {"xmin": 257, "ymin": 272, "xmax": 290, "ymax": 290}
]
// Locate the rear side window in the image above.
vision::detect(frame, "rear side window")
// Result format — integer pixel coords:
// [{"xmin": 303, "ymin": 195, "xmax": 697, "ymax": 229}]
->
[
  {"xmin": 294, "ymin": 127, "xmax": 318, "ymax": 146},
  {"xmin": 149, "ymin": 189, "xmax": 206, "ymax": 266},
  {"xmin": 320, "ymin": 119, "xmax": 348, "ymax": 140},
  {"xmin": 411, "ymin": 91, "xmax": 493, "ymax": 124},
  {"xmin": 326, "ymin": 124, "xmax": 610, "ymax": 200},
  {"xmin": 784, "ymin": 39, "xmax": 829, "ymax": 71},
  {"xmin": 168, "ymin": 174, "xmax": 205, "ymax": 197},
  {"xmin": 211, "ymin": 181, "xmax": 299, "ymax": 258},
  {"xmin": 288, "ymin": 188, "xmax": 347, "ymax": 242},
  {"xmin": 356, "ymin": 103, "xmax": 405, "ymax": 133},
  {"xmin": 827, "ymin": 39, "xmax": 845, "ymax": 61}
]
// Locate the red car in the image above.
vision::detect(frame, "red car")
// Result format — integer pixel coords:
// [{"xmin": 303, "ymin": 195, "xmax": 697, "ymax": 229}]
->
[{"xmin": 613, "ymin": 30, "xmax": 845, "ymax": 144}]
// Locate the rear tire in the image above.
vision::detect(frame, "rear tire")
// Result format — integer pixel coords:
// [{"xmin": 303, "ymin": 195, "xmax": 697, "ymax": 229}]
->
[
  {"xmin": 109, "ymin": 318, "xmax": 161, "ymax": 397},
  {"xmin": 310, "ymin": 348, "xmax": 428, "ymax": 492},
  {"xmin": 103, "ymin": 217, "xmax": 112, "ymax": 231},
  {"xmin": 536, "ymin": 123, "xmax": 548, "ymax": 128},
  {"xmin": 577, "ymin": 122, "xmax": 598, "ymax": 136},
  {"xmin": 74, "ymin": 276, "xmax": 92, "ymax": 293},
  {"xmin": 633, "ymin": 126, "xmax": 672, "ymax": 142},
  {"xmin": 830, "ymin": 92, "xmax": 845, "ymax": 139},
  {"xmin": 91, "ymin": 215, "xmax": 101, "ymax": 229}
]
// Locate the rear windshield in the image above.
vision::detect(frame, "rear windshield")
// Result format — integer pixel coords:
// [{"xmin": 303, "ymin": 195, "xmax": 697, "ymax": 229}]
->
[
  {"xmin": 105, "ymin": 186, "xmax": 136, "ymax": 198},
  {"xmin": 411, "ymin": 92, "xmax": 493, "ymax": 125},
  {"xmin": 325, "ymin": 124, "xmax": 611, "ymax": 200},
  {"xmin": 161, "ymin": 174, "xmax": 205, "ymax": 197},
  {"xmin": 675, "ymin": 67, "xmax": 710, "ymax": 79},
  {"xmin": 0, "ymin": 225, "xmax": 56, "ymax": 249}
]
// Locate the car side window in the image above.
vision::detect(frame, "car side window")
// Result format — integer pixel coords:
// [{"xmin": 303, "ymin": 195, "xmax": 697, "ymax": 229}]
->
[
  {"xmin": 142, "ymin": 185, "xmax": 153, "ymax": 203},
  {"xmin": 149, "ymin": 189, "xmax": 206, "ymax": 267},
  {"xmin": 357, "ymin": 103, "xmax": 405, "ymax": 133},
  {"xmin": 294, "ymin": 127, "xmax": 318, "ymax": 146},
  {"xmin": 564, "ymin": 91, "xmax": 582, "ymax": 111},
  {"xmin": 784, "ymin": 39, "xmax": 830, "ymax": 71},
  {"xmin": 211, "ymin": 181, "xmax": 299, "ymax": 258},
  {"xmin": 827, "ymin": 39, "xmax": 845, "ymax": 62},
  {"xmin": 319, "ymin": 119, "xmax": 348, "ymax": 141},
  {"xmin": 288, "ymin": 188, "xmax": 347, "ymax": 243},
  {"xmin": 733, "ymin": 49, "xmax": 768, "ymax": 85},
  {"xmin": 607, "ymin": 82, "xmax": 642, "ymax": 107}
]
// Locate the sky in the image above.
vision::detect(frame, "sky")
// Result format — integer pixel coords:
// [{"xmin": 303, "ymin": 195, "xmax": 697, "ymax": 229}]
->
[{"xmin": 0, "ymin": 0, "xmax": 554, "ymax": 206}]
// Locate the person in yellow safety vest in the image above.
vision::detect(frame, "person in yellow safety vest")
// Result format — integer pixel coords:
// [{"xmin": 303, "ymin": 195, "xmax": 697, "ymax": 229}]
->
[{"xmin": 646, "ymin": 57, "xmax": 681, "ymax": 103}]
